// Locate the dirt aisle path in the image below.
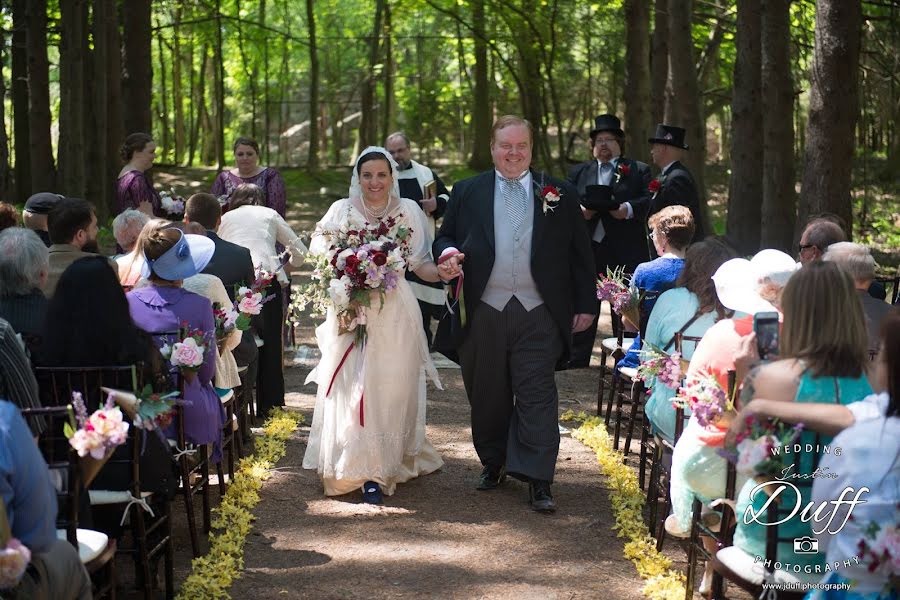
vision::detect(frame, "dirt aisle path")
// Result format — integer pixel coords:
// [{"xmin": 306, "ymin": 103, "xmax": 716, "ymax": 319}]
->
[{"xmin": 230, "ymin": 350, "xmax": 651, "ymax": 599}]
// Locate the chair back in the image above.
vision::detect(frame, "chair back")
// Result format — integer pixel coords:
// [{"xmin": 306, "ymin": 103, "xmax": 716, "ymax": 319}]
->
[
  {"xmin": 671, "ymin": 332, "xmax": 704, "ymax": 441},
  {"xmin": 20, "ymin": 405, "xmax": 81, "ymax": 547},
  {"xmin": 34, "ymin": 365, "xmax": 140, "ymax": 412},
  {"xmin": 637, "ymin": 288, "xmax": 660, "ymax": 340},
  {"xmin": 875, "ymin": 274, "xmax": 899, "ymax": 305}
]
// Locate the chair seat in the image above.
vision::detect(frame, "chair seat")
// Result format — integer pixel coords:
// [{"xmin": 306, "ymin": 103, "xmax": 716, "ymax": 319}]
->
[
  {"xmin": 236, "ymin": 365, "xmax": 248, "ymax": 374},
  {"xmin": 216, "ymin": 388, "xmax": 235, "ymax": 403},
  {"xmin": 254, "ymin": 335, "xmax": 264, "ymax": 348},
  {"xmin": 715, "ymin": 545, "xmax": 820, "ymax": 587},
  {"xmin": 617, "ymin": 366, "xmax": 638, "ymax": 379},
  {"xmin": 57, "ymin": 528, "xmax": 109, "ymax": 564},
  {"xmin": 601, "ymin": 337, "xmax": 635, "ymax": 354},
  {"xmin": 88, "ymin": 489, "xmax": 153, "ymax": 505}
]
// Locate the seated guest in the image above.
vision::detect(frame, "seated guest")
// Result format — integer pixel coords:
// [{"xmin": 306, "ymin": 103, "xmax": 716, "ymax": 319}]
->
[
  {"xmin": 797, "ymin": 216, "xmax": 846, "ymax": 266},
  {"xmin": 0, "ymin": 400, "xmax": 91, "ymax": 599},
  {"xmin": 0, "ymin": 202, "xmax": 18, "ymax": 232},
  {"xmin": 111, "ymin": 209, "xmax": 150, "ymax": 261},
  {"xmin": 116, "ymin": 217, "xmax": 168, "ymax": 288},
  {"xmin": 642, "ymin": 237, "xmax": 739, "ymax": 442},
  {"xmin": 44, "ymin": 197, "xmax": 117, "ymax": 297},
  {"xmin": 21, "ymin": 193, "xmax": 62, "ymax": 247},
  {"xmin": 824, "ymin": 242, "xmax": 891, "ymax": 357},
  {"xmin": 0, "ymin": 317, "xmax": 45, "ymax": 437},
  {"xmin": 617, "ymin": 204, "xmax": 695, "ymax": 369},
  {"xmin": 217, "ymin": 184, "xmax": 306, "ymax": 415},
  {"xmin": 126, "ymin": 223, "xmax": 225, "ymax": 459},
  {"xmin": 184, "ymin": 192, "xmax": 258, "ymax": 371},
  {"xmin": 171, "ymin": 222, "xmax": 242, "ymax": 392},
  {"xmin": 0, "ymin": 228, "xmax": 49, "ymax": 346},
  {"xmin": 731, "ymin": 262, "xmax": 871, "ymax": 572},
  {"xmin": 33, "ymin": 256, "xmax": 177, "ymax": 499}
]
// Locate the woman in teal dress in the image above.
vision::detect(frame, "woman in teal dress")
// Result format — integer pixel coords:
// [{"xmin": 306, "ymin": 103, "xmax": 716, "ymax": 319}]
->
[
  {"xmin": 731, "ymin": 262, "xmax": 873, "ymax": 575},
  {"xmin": 642, "ymin": 238, "xmax": 738, "ymax": 442}
]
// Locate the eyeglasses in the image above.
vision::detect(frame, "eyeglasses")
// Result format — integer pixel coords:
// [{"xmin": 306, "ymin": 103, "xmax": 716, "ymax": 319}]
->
[
  {"xmin": 594, "ymin": 138, "xmax": 618, "ymax": 145},
  {"xmin": 798, "ymin": 243, "xmax": 816, "ymax": 253}
]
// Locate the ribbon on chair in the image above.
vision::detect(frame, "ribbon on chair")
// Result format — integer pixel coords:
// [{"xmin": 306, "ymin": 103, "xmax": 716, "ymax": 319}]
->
[
  {"xmin": 119, "ymin": 493, "xmax": 155, "ymax": 526},
  {"xmin": 172, "ymin": 444, "xmax": 198, "ymax": 462}
]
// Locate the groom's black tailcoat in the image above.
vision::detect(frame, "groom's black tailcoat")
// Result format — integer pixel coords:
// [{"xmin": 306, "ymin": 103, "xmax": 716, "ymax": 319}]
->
[{"xmin": 432, "ymin": 169, "xmax": 595, "ymax": 482}]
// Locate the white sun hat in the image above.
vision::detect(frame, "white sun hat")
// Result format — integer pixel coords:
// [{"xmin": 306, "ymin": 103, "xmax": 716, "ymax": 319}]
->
[{"xmin": 712, "ymin": 249, "xmax": 798, "ymax": 315}]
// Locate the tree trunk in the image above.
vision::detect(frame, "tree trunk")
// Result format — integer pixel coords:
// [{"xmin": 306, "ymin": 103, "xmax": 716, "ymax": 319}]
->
[
  {"xmin": 667, "ymin": 0, "xmax": 710, "ymax": 234},
  {"xmin": 0, "ymin": 28, "xmax": 11, "ymax": 200},
  {"xmin": 171, "ymin": 4, "xmax": 185, "ymax": 165},
  {"xmin": 760, "ymin": 0, "xmax": 795, "ymax": 251},
  {"xmin": 798, "ymin": 0, "xmax": 862, "ymax": 236},
  {"xmin": 122, "ymin": 0, "xmax": 152, "ymax": 135},
  {"xmin": 624, "ymin": 0, "xmax": 652, "ymax": 161},
  {"xmin": 726, "ymin": 0, "xmax": 763, "ymax": 254},
  {"xmin": 380, "ymin": 0, "xmax": 394, "ymax": 144},
  {"xmin": 58, "ymin": 0, "xmax": 89, "ymax": 199},
  {"xmin": 87, "ymin": 0, "xmax": 113, "ymax": 220},
  {"xmin": 650, "ymin": 0, "xmax": 669, "ymax": 127},
  {"xmin": 468, "ymin": 0, "xmax": 492, "ymax": 170},
  {"xmin": 359, "ymin": 0, "xmax": 385, "ymax": 148},
  {"xmin": 235, "ymin": 0, "xmax": 258, "ymax": 141},
  {"xmin": 11, "ymin": 0, "xmax": 31, "ymax": 200},
  {"xmin": 306, "ymin": 0, "xmax": 320, "ymax": 169},
  {"xmin": 106, "ymin": 0, "xmax": 124, "ymax": 191},
  {"xmin": 156, "ymin": 27, "xmax": 170, "ymax": 161},
  {"xmin": 214, "ymin": 0, "xmax": 226, "ymax": 170},
  {"xmin": 26, "ymin": 0, "xmax": 55, "ymax": 192}
]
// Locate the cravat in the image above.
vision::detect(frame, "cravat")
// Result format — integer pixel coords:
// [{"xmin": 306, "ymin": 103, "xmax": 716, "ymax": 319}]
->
[
  {"xmin": 599, "ymin": 162, "xmax": 613, "ymax": 186},
  {"xmin": 499, "ymin": 174, "xmax": 528, "ymax": 232}
]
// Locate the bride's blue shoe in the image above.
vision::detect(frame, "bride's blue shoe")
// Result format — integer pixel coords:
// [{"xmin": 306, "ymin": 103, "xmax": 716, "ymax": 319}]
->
[{"xmin": 362, "ymin": 481, "xmax": 383, "ymax": 504}]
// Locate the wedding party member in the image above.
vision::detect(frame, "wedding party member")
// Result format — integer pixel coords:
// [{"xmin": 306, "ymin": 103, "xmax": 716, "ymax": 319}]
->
[
  {"xmin": 217, "ymin": 184, "xmax": 306, "ymax": 415},
  {"xmin": 616, "ymin": 205, "xmax": 694, "ymax": 370},
  {"xmin": 567, "ymin": 114, "xmax": 653, "ymax": 367},
  {"xmin": 211, "ymin": 137, "xmax": 287, "ymax": 217},
  {"xmin": 34, "ymin": 256, "xmax": 177, "ymax": 502},
  {"xmin": 730, "ymin": 261, "xmax": 871, "ymax": 571},
  {"xmin": 647, "ymin": 124, "xmax": 705, "ymax": 243},
  {"xmin": 642, "ymin": 237, "xmax": 738, "ymax": 442},
  {"xmin": 385, "ymin": 132, "xmax": 451, "ymax": 349},
  {"xmin": 22, "ymin": 192, "xmax": 63, "ymax": 247},
  {"xmin": 0, "ymin": 400, "xmax": 92, "ymax": 600},
  {"xmin": 302, "ymin": 147, "xmax": 444, "ymax": 503},
  {"xmin": 433, "ymin": 116, "xmax": 596, "ymax": 513},
  {"xmin": 0, "ymin": 228, "xmax": 49, "ymax": 345},
  {"xmin": 126, "ymin": 225, "xmax": 226, "ymax": 459},
  {"xmin": 44, "ymin": 198, "xmax": 117, "ymax": 298},
  {"xmin": 117, "ymin": 132, "xmax": 163, "ymax": 217}
]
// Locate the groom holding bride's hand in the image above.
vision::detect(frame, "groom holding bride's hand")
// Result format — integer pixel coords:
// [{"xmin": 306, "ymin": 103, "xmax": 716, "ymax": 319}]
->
[{"xmin": 434, "ymin": 115, "xmax": 596, "ymax": 513}]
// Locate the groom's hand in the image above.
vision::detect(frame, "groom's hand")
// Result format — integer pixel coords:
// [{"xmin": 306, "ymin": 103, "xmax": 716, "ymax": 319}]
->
[
  {"xmin": 437, "ymin": 251, "xmax": 465, "ymax": 280},
  {"xmin": 571, "ymin": 313, "xmax": 594, "ymax": 333}
]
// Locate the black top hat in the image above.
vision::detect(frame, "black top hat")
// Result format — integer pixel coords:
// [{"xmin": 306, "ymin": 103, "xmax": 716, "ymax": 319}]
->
[
  {"xmin": 648, "ymin": 124, "xmax": 689, "ymax": 149},
  {"xmin": 583, "ymin": 185, "xmax": 618, "ymax": 211},
  {"xmin": 24, "ymin": 192, "xmax": 64, "ymax": 215},
  {"xmin": 590, "ymin": 114, "xmax": 624, "ymax": 139}
]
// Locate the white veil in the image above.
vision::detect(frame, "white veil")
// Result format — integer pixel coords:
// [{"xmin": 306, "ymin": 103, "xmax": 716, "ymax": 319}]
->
[{"xmin": 348, "ymin": 146, "xmax": 402, "ymax": 213}]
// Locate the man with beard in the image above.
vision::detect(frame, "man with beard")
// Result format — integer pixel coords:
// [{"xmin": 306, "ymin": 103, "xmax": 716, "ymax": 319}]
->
[
  {"xmin": 43, "ymin": 198, "xmax": 117, "ymax": 297},
  {"xmin": 385, "ymin": 132, "xmax": 451, "ymax": 348}
]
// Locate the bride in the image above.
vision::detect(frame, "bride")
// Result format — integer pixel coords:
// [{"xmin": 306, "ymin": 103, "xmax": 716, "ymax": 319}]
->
[{"xmin": 302, "ymin": 147, "xmax": 444, "ymax": 503}]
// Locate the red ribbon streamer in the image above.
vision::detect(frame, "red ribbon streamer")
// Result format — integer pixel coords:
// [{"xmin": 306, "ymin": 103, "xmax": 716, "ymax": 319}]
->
[
  {"xmin": 326, "ymin": 340, "xmax": 355, "ymax": 397},
  {"xmin": 359, "ymin": 392, "xmax": 365, "ymax": 428}
]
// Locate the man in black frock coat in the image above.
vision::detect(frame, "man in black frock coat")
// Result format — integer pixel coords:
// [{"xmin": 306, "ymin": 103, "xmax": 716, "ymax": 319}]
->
[
  {"xmin": 566, "ymin": 114, "xmax": 652, "ymax": 367},
  {"xmin": 647, "ymin": 124, "xmax": 706, "ymax": 243},
  {"xmin": 433, "ymin": 116, "xmax": 596, "ymax": 513}
]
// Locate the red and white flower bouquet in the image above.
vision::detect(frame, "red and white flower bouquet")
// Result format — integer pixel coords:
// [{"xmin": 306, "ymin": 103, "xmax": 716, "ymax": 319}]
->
[{"xmin": 596, "ymin": 266, "xmax": 640, "ymax": 326}]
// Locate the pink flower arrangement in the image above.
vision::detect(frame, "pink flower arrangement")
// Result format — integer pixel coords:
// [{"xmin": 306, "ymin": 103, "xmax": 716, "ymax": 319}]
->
[
  {"xmin": 0, "ymin": 538, "xmax": 30, "ymax": 589},
  {"xmin": 596, "ymin": 266, "xmax": 639, "ymax": 324},
  {"xmin": 857, "ymin": 521, "xmax": 900, "ymax": 577},
  {"xmin": 720, "ymin": 416, "xmax": 804, "ymax": 482},
  {"xmin": 160, "ymin": 325, "xmax": 209, "ymax": 380},
  {"xmin": 230, "ymin": 268, "xmax": 278, "ymax": 331},
  {"xmin": 64, "ymin": 392, "xmax": 129, "ymax": 460},
  {"xmin": 672, "ymin": 371, "xmax": 731, "ymax": 428},
  {"xmin": 637, "ymin": 346, "xmax": 682, "ymax": 388}
]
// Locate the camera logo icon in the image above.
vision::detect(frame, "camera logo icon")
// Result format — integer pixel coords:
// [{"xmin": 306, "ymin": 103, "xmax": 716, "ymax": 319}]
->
[{"xmin": 793, "ymin": 536, "xmax": 819, "ymax": 554}]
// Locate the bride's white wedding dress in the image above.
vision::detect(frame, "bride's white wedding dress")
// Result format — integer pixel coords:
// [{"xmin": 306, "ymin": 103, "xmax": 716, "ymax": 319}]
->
[{"xmin": 302, "ymin": 197, "xmax": 444, "ymax": 496}]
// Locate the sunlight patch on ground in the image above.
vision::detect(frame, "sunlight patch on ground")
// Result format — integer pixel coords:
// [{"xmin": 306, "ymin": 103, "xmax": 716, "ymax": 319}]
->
[{"xmin": 304, "ymin": 498, "xmax": 417, "ymax": 517}]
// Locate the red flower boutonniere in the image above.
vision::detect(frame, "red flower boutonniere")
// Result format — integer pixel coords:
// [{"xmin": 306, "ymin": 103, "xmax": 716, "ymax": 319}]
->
[
  {"xmin": 648, "ymin": 174, "xmax": 666, "ymax": 198},
  {"xmin": 614, "ymin": 162, "xmax": 630, "ymax": 184},
  {"xmin": 540, "ymin": 185, "xmax": 562, "ymax": 215}
]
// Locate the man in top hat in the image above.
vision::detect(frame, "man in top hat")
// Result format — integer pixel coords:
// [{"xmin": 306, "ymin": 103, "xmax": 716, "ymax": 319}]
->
[
  {"xmin": 566, "ymin": 114, "xmax": 652, "ymax": 368},
  {"xmin": 22, "ymin": 192, "xmax": 64, "ymax": 247},
  {"xmin": 647, "ymin": 124, "xmax": 705, "ymax": 243},
  {"xmin": 385, "ymin": 131, "xmax": 451, "ymax": 349}
]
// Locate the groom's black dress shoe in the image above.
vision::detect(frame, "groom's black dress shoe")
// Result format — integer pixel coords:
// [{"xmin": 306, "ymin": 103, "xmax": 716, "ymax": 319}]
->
[
  {"xmin": 529, "ymin": 480, "xmax": 557, "ymax": 513},
  {"xmin": 476, "ymin": 464, "xmax": 506, "ymax": 491}
]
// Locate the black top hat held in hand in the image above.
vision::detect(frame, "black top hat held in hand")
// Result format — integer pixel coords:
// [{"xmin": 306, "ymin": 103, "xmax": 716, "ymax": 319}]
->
[
  {"xmin": 583, "ymin": 185, "xmax": 618, "ymax": 211},
  {"xmin": 648, "ymin": 124, "xmax": 689, "ymax": 150},
  {"xmin": 590, "ymin": 114, "xmax": 624, "ymax": 139}
]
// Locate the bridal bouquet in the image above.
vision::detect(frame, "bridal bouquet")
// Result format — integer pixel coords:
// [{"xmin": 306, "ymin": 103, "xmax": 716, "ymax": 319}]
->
[
  {"xmin": 637, "ymin": 345, "xmax": 683, "ymax": 388},
  {"xmin": 160, "ymin": 325, "xmax": 209, "ymax": 382},
  {"xmin": 596, "ymin": 266, "xmax": 640, "ymax": 326},
  {"xmin": 672, "ymin": 371, "xmax": 734, "ymax": 428},
  {"xmin": 857, "ymin": 521, "xmax": 900, "ymax": 579},
  {"xmin": 297, "ymin": 215, "xmax": 413, "ymax": 343},
  {"xmin": 159, "ymin": 189, "xmax": 185, "ymax": 216}
]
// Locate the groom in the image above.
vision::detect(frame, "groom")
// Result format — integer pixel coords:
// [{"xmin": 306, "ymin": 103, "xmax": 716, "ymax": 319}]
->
[{"xmin": 433, "ymin": 115, "xmax": 596, "ymax": 513}]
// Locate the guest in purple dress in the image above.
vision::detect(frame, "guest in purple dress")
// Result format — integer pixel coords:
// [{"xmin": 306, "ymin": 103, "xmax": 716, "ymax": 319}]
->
[
  {"xmin": 210, "ymin": 137, "xmax": 287, "ymax": 217},
  {"xmin": 116, "ymin": 132, "xmax": 163, "ymax": 217},
  {"xmin": 126, "ymin": 223, "xmax": 225, "ymax": 459}
]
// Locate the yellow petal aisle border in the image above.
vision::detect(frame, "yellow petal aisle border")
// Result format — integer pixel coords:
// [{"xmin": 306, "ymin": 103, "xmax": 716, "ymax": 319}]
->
[
  {"xmin": 561, "ymin": 410, "xmax": 686, "ymax": 600},
  {"xmin": 176, "ymin": 408, "xmax": 305, "ymax": 600}
]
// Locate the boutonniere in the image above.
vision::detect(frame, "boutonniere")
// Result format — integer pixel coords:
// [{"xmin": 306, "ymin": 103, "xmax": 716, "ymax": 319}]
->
[
  {"xmin": 540, "ymin": 185, "xmax": 561, "ymax": 214},
  {"xmin": 614, "ymin": 161, "xmax": 630, "ymax": 185},
  {"xmin": 648, "ymin": 174, "xmax": 666, "ymax": 199}
]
